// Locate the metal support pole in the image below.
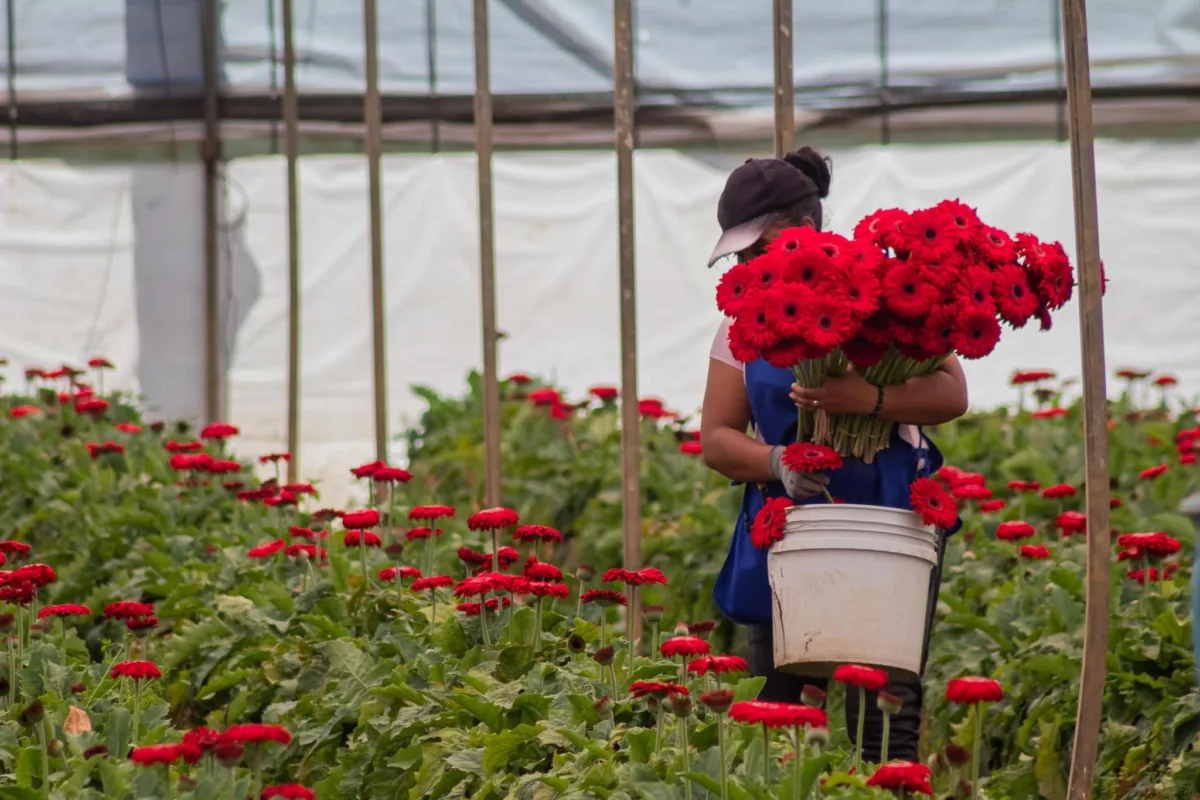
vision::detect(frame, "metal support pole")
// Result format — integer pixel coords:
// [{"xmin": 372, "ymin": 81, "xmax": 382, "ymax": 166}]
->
[
  {"xmin": 5, "ymin": 0, "xmax": 16, "ymax": 161},
  {"xmin": 201, "ymin": 0, "xmax": 223, "ymax": 423},
  {"xmin": 282, "ymin": 0, "xmax": 301, "ymax": 482},
  {"xmin": 877, "ymin": 0, "xmax": 890, "ymax": 145},
  {"xmin": 771, "ymin": 0, "xmax": 794, "ymax": 157},
  {"xmin": 425, "ymin": 0, "xmax": 440, "ymax": 153},
  {"xmin": 1051, "ymin": 0, "xmax": 1068, "ymax": 141},
  {"xmin": 1060, "ymin": 1, "xmax": 1111, "ymax": 797},
  {"xmin": 613, "ymin": 0, "xmax": 642, "ymax": 647},
  {"xmin": 473, "ymin": 0, "xmax": 503, "ymax": 508},
  {"xmin": 364, "ymin": 0, "xmax": 388, "ymax": 465}
]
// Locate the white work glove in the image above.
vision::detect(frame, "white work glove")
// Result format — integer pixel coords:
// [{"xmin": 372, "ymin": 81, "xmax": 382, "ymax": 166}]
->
[{"xmin": 768, "ymin": 445, "xmax": 829, "ymax": 499}]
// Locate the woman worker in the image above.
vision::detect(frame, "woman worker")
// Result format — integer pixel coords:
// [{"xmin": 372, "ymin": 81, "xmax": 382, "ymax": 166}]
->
[{"xmin": 699, "ymin": 147, "xmax": 969, "ymax": 763}]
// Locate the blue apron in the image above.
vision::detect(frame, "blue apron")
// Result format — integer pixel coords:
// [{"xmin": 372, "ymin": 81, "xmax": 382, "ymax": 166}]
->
[{"xmin": 713, "ymin": 358, "xmax": 952, "ymax": 625}]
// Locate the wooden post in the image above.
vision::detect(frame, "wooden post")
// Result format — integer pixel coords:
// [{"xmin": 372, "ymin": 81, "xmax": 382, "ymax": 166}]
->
[
  {"xmin": 473, "ymin": 0, "xmax": 503, "ymax": 508},
  {"xmin": 364, "ymin": 0, "xmax": 389, "ymax": 465},
  {"xmin": 282, "ymin": 0, "xmax": 301, "ymax": 482},
  {"xmin": 771, "ymin": 0, "xmax": 794, "ymax": 157},
  {"xmin": 1060, "ymin": 1, "xmax": 1111, "ymax": 797},
  {"xmin": 613, "ymin": 0, "xmax": 642, "ymax": 647},
  {"xmin": 201, "ymin": 0, "xmax": 223, "ymax": 423}
]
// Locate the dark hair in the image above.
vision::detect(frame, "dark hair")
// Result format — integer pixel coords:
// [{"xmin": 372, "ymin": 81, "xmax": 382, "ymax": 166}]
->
[{"xmin": 736, "ymin": 146, "xmax": 832, "ymax": 262}]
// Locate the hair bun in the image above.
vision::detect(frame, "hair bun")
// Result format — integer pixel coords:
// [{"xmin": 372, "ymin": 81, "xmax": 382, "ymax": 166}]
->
[{"xmin": 783, "ymin": 147, "xmax": 832, "ymax": 198}]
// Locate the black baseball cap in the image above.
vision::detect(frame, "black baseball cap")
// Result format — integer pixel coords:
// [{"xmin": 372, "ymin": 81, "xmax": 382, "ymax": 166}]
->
[{"xmin": 707, "ymin": 157, "xmax": 821, "ymax": 267}]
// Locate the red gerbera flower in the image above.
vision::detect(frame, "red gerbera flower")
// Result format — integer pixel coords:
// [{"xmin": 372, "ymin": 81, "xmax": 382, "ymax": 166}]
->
[
  {"xmin": 220, "ymin": 724, "xmax": 292, "ymax": 746},
  {"xmin": 904, "ymin": 207, "xmax": 962, "ymax": 262},
  {"xmin": 288, "ymin": 526, "xmax": 320, "ymax": 540},
  {"xmin": 1128, "ymin": 564, "xmax": 1180, "ymax": 584},
  {"xmin": 262, "ymin": 785, "xmax": 316, "ymax": 800},
  {"xmin": 979, "ymin": 499, "xmax": 1006, "ymax": 513},
  {"xmin": 581, "ymin": 589, "xmax": 627, "ymax": 607},
  {"xmin": 528, "ymin": 581, "xmax": 569, "ymax": 599},
  {"xmin": 630, "ymin": 681, "xmax": 689, "ymax": 699},
  {"xmin": 166, "ymin": 440, "xmax": 204, "ymax": 453},
  {"xmin": 833, "ymin": 664, "xmax": 889, "ymax": 690},
  {"xmin": 883, "ymin": 262, "xmax": 941, "ymax": 319},
  {"xmin": 351, "ymin": 460, "xmax": 386, "ymax": 479},
  {"xmin": 838, "ymin": 268, "xmax": 882, "ymax": 319},
  {"xmin": 1042, "ymin": 484, "xmax": 1076, "ymax": 499},
  {"xmin": 760, "ymin": 338, "xmax": 811, "ymax": 369},
  {"xmin": 411, "ymin": 575, "xmax": 454, "ymax": 592},
  {"xmin": 782, "ymin": 442, "xmax": 843, "ymax": 473},
  {"xmin": 9, "ymin": 405, "xmax": 42, "ymax": 419},
  {"xmin": 1155, "ymin": 375, "xmax": 1178, "ymax": 387},
  {"xmin": 182, "ymin": 727, "xmax": 222, "ymax": 752},
  {"xmin": 951, "ymin": 484, "xmax": 993, "ymax": 501},
  {"xmin": 105, "ymin": 601, "xmax": 154, "ymax": 620},
  {"xmin": 995, "ymin": 521, "xmax": 1035, "ymax": 541},
  {"xmin": 842, "ymin": 338, "xmax": 889, "ymax": 371},
  {"xmin": 951, "ymin": 307, "xmax": 1002, "ymax": 359},
  {"xmin": 524, "ymin": 559, "xmax": 564, "ymax": 582},
  {"xmin": 37, "ymin": 604, "xmax": 91, "ymax": 619},
  {"xmin": 1007, "ymin": 479, "xmax": 1041, "ymax": 492},
  {"xmin": 111, "ymin": 660, "xmax": 162, "ymax": 680},
  {"xmin": 750, "ymin": 496, "xmax": 793, "ymax": 550},
  {"xmin": 909, "ymin": 478, "xmax": 958, "ymax": 529},
  {"xmin": 1116, "ymin": 532, "xmax": 1180, "ymax": 557},
  {"xmin": 1140, "ymin": 464, "xmax": 1169, "ymax": 480},
  {"xmin": 955, "ymin": 266, "xmax": 995, "ymax": 312},
  {"xmin": 661, "ymin": 636, "xmax": 712, "ymax": 658},
  {"xmin": 679, "ymin": 440, "xmax": 703, "ymax": 456},
  {"xmin": 126, "ymin": 616, "xmax": 158, "ymax": 632},
  {"xmin": 975, "ymin": 225, "xmax": 1018, "ymax": 264},
  {"xmin": 248, "ymin": 539, "xmax": 286, "ymax": 558},
  {"xmin": 130, "ymin": 744, "xmax": 198, "ymax": 767},
  {"xmin": 1011, "ymin": 370, "xmax": 1055, "ymax": 386},
  {"xmin": 286, "ymin": 543, "xmax": 326, "ymax": 561},
  {"xmin": 11, "ymin": 563, "xmax": 55, "ymax": 587},
  {"xmin": 798, "ymin": 294, "xmax": 856, "ymax": 349},
  {"xmin": 200, "ymin": 422, "xmax": 239, "ymax": 440},
  {"xmin": 467, "ymin": 507, "xmax": 520, "ymax": 531},
  {"xmin": 457, "ymin": 546, "xmax": 492, "ymax": 567},
  {"xmin": 1031, "ymin": 407, "xmax": 1068, "ymax": 419},
  {"xmin": 1019, "ymin": 544, "xmax": 1051, "ymax": 559},
  {"xmin": 259, "ymin": 452, "xmax": 293, "ymax": 464},
  {"xmin": 866, "ymin": 761, "xmax": 933, "ymax": 795},
  {"xmin": 945, "ymin": 676, "xmax": 1004, "ymax": 704},
  {"xmin": 406, "ymin": 527, "xmax": 440, "ymax": 541},
  {"xmin": 1056, "ymin": 511, "xmax": 1087, "ymax": 536},
  {"xmin": 111, "ymin": 422, "xmax": 141, "ymax": 435},
  {"xmin": 341, "ymin": 509, "xmax": 381, "ymax": 529},
  {"xmin": 589, "ymin": 385, "xmax": 620, "ymax": 401},
  {"xmin": 372, "ymin": 467, "xmax": 412, "ymax": 484},
  {"xmin": 687, "ymin": 655, "xmax": 748, "ymax": 676},
  {"xmin": 408, "ymin": 505, "xmax": 456, "ymax": 523},
  {"xmin": 715, "ymin": 261, "xmax": 759, "ymax": 318},
  {"xmin": 513, "ymin": 525, "xmax": 563, "ymax": 544},
  {"xmin": 763, "ymin": 284, "xmax": 811, "ymax": 339},
  {"xmin": 343, "ymin": 530, "xmax": 382, "ymax": 548},
  {"xmin": 992, "ymin": 264, "xmax": 1040, "ymax": 328}
]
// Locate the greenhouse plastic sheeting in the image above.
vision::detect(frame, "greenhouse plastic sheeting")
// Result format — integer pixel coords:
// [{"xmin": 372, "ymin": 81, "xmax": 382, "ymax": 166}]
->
[{"xmin": 1, "ymin": 141, "xmax": 1197, "ymax": 503}]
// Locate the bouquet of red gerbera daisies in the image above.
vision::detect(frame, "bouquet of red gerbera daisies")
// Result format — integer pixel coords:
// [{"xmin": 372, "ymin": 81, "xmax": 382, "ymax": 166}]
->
[{"xmin": 717, "ymin": 199, "xmax": 1077, "ymax": 461}]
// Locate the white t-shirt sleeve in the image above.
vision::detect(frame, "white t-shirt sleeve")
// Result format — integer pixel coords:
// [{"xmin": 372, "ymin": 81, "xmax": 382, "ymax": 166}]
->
[{"xmin": 709, "ymin": 318, "xmax": 744, "ymax": 372}]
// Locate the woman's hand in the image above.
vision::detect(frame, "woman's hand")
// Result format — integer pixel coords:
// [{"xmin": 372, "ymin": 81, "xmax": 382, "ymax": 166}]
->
[{"xmin": 791, "ymin": 370, "xmax": 877, "ymax": 416}]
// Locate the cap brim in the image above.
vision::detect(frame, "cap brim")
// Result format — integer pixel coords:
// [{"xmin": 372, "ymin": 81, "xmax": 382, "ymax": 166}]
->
[{"xmin": 707, "ymin": 213, "xmax": 775, "ymax": 267}]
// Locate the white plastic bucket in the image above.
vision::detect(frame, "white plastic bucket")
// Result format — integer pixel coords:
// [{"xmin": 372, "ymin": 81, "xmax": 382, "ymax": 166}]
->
[{"xmin": 767, "ymin": 504, "xmax": 940, "ymax": 680}]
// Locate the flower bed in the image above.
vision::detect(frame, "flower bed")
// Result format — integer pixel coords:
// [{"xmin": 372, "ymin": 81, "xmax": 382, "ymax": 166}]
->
[{"xmin": 0, "ymin": 365, "xmax": 1195, "ymax": 798}]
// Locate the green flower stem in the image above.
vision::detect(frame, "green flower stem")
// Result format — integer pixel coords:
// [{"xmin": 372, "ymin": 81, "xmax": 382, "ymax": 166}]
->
[
  {"xmin": 36, "ymin": 718, "xmax": 49, "ymax": 799},
  {"xmin": 491, "ymin": 531, "xmax": 499, "ymax": 577},
  {"xmin": 533, "ymin": 598, "xmax": 543, "ymax": 651},
  {"xmin": 422, "ymin": 537, "xmax": 434, "ymax": 577},
  {"xmin": 164, "ymin": 763, "xmax": 172, "ymax": 800},
  {"xmin": 1141, "ymin": 553, "xmax": 1150, "ymax": 604},
  {"xmin": 479, "ymin": 597, "xmax": 492, "ymax": 648},
  {"xmin": 359, "ymin": 543, "xmax": 369, "ymax": 590},
  {"xmin": 250, "ymin": 743, "xmax": 263, "ymax": 800},
  {"xmin": 651, "ymin": 622, "xmax": 660, "ymax": 657},
  {"xmin": 574, "ymin": 587, "xmax": 583, "ymax": 623},
  {"xmin": 762, "ymin": 724, "xmax": 771, "ymax": 786},
  {"xmin": 881, "ymin": 711, "xmax": 891, "ymax": 764},
  {"xmin": 717, "ymin": 714, "xmax": 728, "ymax": 800},
  {"xmin": 431, "ymin": 591, "xmax": 439, "ymax": 625},
  {"xmin": 792, "ymin": 727, "xmax": 803, "ymax": 800},
  {"xmin": 679, "ymin": 715, "xmax": 692, "ymax": 800},
  {"xmin": 609, "ymin": 664, "xmax": 618, "ymax": 700},
  {"xmin": 627, "ymin": 586, "xmax": 638, "ymax": 665},
  {"xmin": 655, "ymin": 703, "xmax": 666, "ymax": 753},
  {"xmin": 6, "ymin": 633, "xmax": 15, "ymax": 707},
  {"xmin": 507, "ymin": 592, "xmax": 516, "ymax": 644},
  {"xmin": 600, "ymin": 613, "xmax": 608, "ymax": 650},
  {"xmin": 972, "ymin": 703, "xmax": 984, "ymax": 799},
  {"xmin": 59, "ymin": 618, "xmax": 67, "ymax": 665},
  {"xmin": 133, "ymin": 678, "xmax": 143, "ymax": 745},
  {"xmin": 854, "ymin": 686, "xmax": 866, "ymax": 772},
  {"xmin": 1158, "ymin": 560, "xmax": 1166, "ymax": 596}
]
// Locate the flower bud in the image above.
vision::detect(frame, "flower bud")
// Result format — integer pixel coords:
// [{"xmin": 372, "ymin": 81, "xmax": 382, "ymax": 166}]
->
[
  {"xmin": 70, "ymin": 682, "xmax": 86, "ymax": 694},
  {"xmin": 19, "ymin": 700, "xmax": 44, "ymax": 727},
  {"xmin": 385, "ymin": 543, "xmax": 405, "ymax": 557},
  {"xmin": 876, "ymin": 690, "xmax": 903, "ymax": 716},
  {"xmin": 567, "ymin": 633, "xmax": 586, "ymax": 654},
  {"xmin": 82, "ymin": 744, "xmax": 109, "ymax": 760},
  {"xmin": 0, "ymin": 613, "xmax": 13, "ymax": 632},
  {"xmin": 576, "ymin": 564, "xmax": 595, "ymax": 582},
  {"xmin": 214, "ymin": 741, "xmax": 243, "ymax": 768},
  {"xmin": 593, "ymin": 645, "xmax": 615, "ymax": 666},
  {"xmin": 672, "ymin": 621, "xmax": 690, "ymax": 637},
  {"xmin": 642, "ymin": 604, "xmax": 665, "ymax": 623},
  {"xmin": 28, "ymin": 623, "xmax": 43, "ymax": 641},
  {"xmin": 804, "ymin": 726, "xmax": 830, "ymax": 750},
  {"xmin": 801, "ymin": 684, "xmax": 827, "ymax": 707},
  {"xmin": 594, "ymin": 695, "xmax": 613, "ymax": 713},
  {"xmin": 669, "ymin": 694, "xmax": 693, "ymax": 718},
  {"xmin": 687, "ymin": 620, "xmax": 716, "ymax": 636},
  {"xmin": 698, "ymin": 689, "xmax": 734, "ymax": 714},
  {"xmin": 945, "ymin": 742, "xmax": 971, "ymax": 765}
]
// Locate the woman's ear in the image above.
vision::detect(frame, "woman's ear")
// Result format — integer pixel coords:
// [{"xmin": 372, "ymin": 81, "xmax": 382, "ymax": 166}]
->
[{"xmin": 801, "ymin": 216, "xmax": 816, "ymax": 229}]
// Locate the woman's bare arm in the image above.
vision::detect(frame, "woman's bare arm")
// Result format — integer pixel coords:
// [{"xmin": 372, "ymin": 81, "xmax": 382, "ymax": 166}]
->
[
  {"xmin": 700, "ymin": 360, "xmax": 775, "ymax": 484},
  {"xmin": 790, "ymin": 355, "xmax": 969, "ymax": 426}
]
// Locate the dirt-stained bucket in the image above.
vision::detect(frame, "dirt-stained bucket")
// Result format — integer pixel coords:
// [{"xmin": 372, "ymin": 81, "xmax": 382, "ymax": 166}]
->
[{"xmin": 767, "ymin": 503, "xmax": 940, "ymax": 680}]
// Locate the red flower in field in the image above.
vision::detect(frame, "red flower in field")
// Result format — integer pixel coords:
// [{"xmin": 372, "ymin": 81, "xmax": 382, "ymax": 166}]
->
[
  {"xmin": 1154, "ymin": 375, "xmax": 1178, "ymax": 387},
  {"xmin": 687, "ymin": 655, "xmax": 748, "ymax": 676},
  {"xmin": 126, "ymin": 616, "xmax": 159, "ymax": 633},
  {"xmin": 38, "ymin": 604, "xmax": 91, "ymax": 619},
  {"xmin": 311, "ymin": 508, "xmax": 343, "ymax": 521},
  {"xmin": 373, "ymin": 466, "xmax": 412, "ymax": 484},
  {"xmin": 1007, "ymin": 480, "xmax": 1041, "ymax": 493},
  {"xmin": 221, "ymin": 724, "xmax": 292, "ymax": 746},
  {"xmin": 1183, "ymin": 453, "xmax": 1197, "ymax": 465},
  {"xmin": 454, "ymin": 576, "xmax": 493, "ymax": 599},
  {"xmin": 12, "ymin": 563, "xmax": 55, "ymax": 587},
  {"xmin": 343, "ymin": 530, "xmax": 382, "ymax": 548},
  {"xmin": 182, "ymin": 727, "xmax": 222, "ymax": 752},
  {"xmin": 497, "ymin": 546, "xmax": 520, "ymax": 569},
  {"xmin": 639, "ymin": 398, "xmax": 675, "ymax": 419},
  {"xmin": 759, "ymin": 703, "xmax": 829, "ymax": 730},
  {"xmin": 750, "ymin": 496, "xmax": 793, "ymax": 550},
  {"xmin": 679, "ymin": 441, "xmax": 703, "ymax": 456},
  {"xmin": 524, "ymin": 559, "xmax": 564, "ymax": 582},
  {"xmin": 87, "ymin": 441, "xmax": 125, "ymax": 459},
  {"xmin": 281, "ymin": 482, "xmax": 314, "ymax": 495},
  {"xmin": 688, "ymin": 620, "xmax": 717, "ymax": 635},
  {"xmin": 208, "ymin": 459, "xmax": 242, "ymax": 475},
  {"xmin": 411, "ymin": 575, "xmax": 454, "ymax": 592},
  {"xmin": 1011, "ymin": 370, "xmax": 1055, "ymax": 386},
  {"xmin": 115, "ymin": 424, "xmax": 141, "ymax": 437},
  {"xmin": 409, "ymin": 505, "xmax": 456, "ymax": 521},
  {"xmin": 728, "ymin": 700, "xmax": 777, "ymax": 724},
  {"xmin": 630, "ymin": 681, "xmax": 688, "ymax": 699},
  {"xmin": 406, "ymin": 527, "xmax": 439, "ymax": 541},
  {"xmin": 951, "ymin": 484, "xmax": 993, "ymax": 501},
  {"xmin": 979, "ymin": 499, "xmax": 1006, "ymax": 513},
  {"xmin": 9, "ymin": 405, "xmax": 42, "ymax": 419},
  {"xmin": 506, "ymin": 373, "xmax": 534, "ymax": 385},
  {"xmin": 262, "ymin": 490, "xmax": 298, "ymax": 508},
  {"xmin": 1056, "ymin": 511, "xmax": 1087, "ymax": 536},
  {"xmin": 581, "ymin": 589, "xmax": 627, "ymax": 607},
  {"xmin": 782, "ymin": 443, "xmax": 843, "ymax": 473},
  {"xmin": 601, "ymin": 567, "xmax": 667, "ymax": 586},
  {"xmin": 946, "ymin": 676, "xmax": 1003, "ymax": 704},
  {"xmin": 351, "ymin": 460, "xmax": 386, "ymax": 479},
  {"xmin": 513, "ymin": 525, "xmax": 563, "ymax": 544},
  {"xmin": 589, "ymin": 385, "xmax": 620, "ymax": 401},
  {"xmin": 1127, "ymin": 563, "xmax": 1180, "ymax": 584},
  {"xmin": 1139, "ymin": 464, "xmax": 1169, "ymax": 480},
  {"xmin": 528, "ymin": 582, "xmax": 569, "ymax": 599},
  {"xmin": 527, "ymin": 387, "xmax": 562, "ymax": 407},
  {"xmin": 130, "ymin": 744, "xmax": 200, "ymax": 767},
  {"xmin": 259, "ymin": 452, "xmax": 293, "ymax": 464},
  {"xmin": 200, "ymin": 422, "xmax": 239, "ymax": 440},
  {"xmin": 286, "ymin": 544, "xmax": 326, "ymax": 561},
  {"xmin": 75, "ymin": 397, "xmax": 109, "ymax": 415},
  {"xmin": 467, "ymin": 507, "xmax": 520, "ymax": 531},
  {"xmin": 909, "ymin": 478, "xmax": 958, "ymax": 529},
  {"xmin": 0, "ymin": 582, "xmax": 35, "ymax": 606},
  {"xmin": 1117, "ymin": 547, "xmax": 1142, "ymax": 562},
  {"xmin": 866, "ymin": 761, "xmax": 933, "ymax": 795},
  {"xmin": 288, "ymin": 526, "xmax": 319, "ymax": 540},
  {"xmin": 166, "ymin": 440, "xmax": 204, "ymax": 453},
  {"xmin": 111, "ymin": 660, "xmax": 161, "ymax": 680},
  {"xmin": 88, "ymin": 357, "xmax": 114, "ymax": 369},
  {"xmin": 0, "ymin": 541, "xmax": 30, "ymax": 558},
  {"xmin": 457, "ymin": 546, "xmax": 491, "ymax": 567},
  {"xmin": 699, "ymin": 689, "xmax": 736, "ymax": 713},
  {"xmin": 995, "ymin": 521, "xmax": 1035, "ymax": 541},
  {"xmin": 1042, "ymin": 484, "xmax": 1076, "ymax": 499},
  {"xmin": 262, "ymin": 785, "xmax": 316, "ymax": 800},
  {"xmin": 105, "ymin": 601, "xmax": 154, "ymax": 620},
  {"xmin": 1031, "ymin": 407, "xmax": 1068, "ymax": 419},
  {"xmin": 1116, "ymin": 532, "xmax": 1180, "ymax": 557},
  {"xmin": 660, "ymin": 636, "xmax": 711, "ymax": 658},
  {"xmin": 379, "ymin": 567, "xmax": 418, "ymax": 582},
  {"xmin": 833, "ymin": 664, "xmax": 889, "ymax": 690},
  {"xmin": 342, "ymin": 509, "xmax": 381, "ymax": 529},
  {"xmin": 456, "ymin": 597, "xmax": 512, "ymax": 616},
  {"xmin": 1019, "ymin": 544, "xmax": 1051, "ymax": 560}
]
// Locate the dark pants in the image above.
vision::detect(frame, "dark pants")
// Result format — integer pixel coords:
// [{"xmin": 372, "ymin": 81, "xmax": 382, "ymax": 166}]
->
[{"xmin": 746, "ymin": 533, "xmax": 947, "ymax": 764}]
